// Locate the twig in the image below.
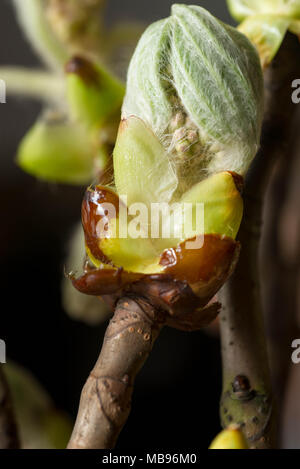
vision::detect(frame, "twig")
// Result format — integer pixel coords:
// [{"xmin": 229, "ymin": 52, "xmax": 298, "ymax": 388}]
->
[
  {"xmin": 262, "ymin": 122, "xmax": 300, "ymax": 403},
  {"xmin": 219, "ymin": 33, "xmax": 300, "ymax": 449},
  {"xmin": 0, "ymin": 366, "xmax": 20, "ymax": 449},
  {"xmin": 0, "ymin": 67, "xmax": 64, "ymax": 102},
  {"xmin": 67, "ymin": 296, "xmax": 165, "ymax": 449},
  {"xmin": 261, "ymin": 115, "xmax": 300, "ymax": 443},
  {"xmin": 68, "ymin": 267, "xmax": 222, "ymax": 449}
]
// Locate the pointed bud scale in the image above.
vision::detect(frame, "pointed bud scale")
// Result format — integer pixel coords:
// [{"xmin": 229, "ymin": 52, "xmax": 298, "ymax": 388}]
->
[{"xmin": 65, "ymin": 56, "xmax": 124, "ymax": 129}]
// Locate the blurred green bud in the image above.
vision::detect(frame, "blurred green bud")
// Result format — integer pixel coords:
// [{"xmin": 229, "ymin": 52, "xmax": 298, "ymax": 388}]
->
[
  {"xmin": 209, "ymin": 425, "xmax": 249, "ymax": 449},
  {"xmin": 227, "ymin": 1, "xmax": 300, "ymax": 66},
  {"xmin": 46, "ymin": 0, "xmax": 106, "ymax": 58},
  {"xmin": 5, "ymin": 362, "xmax": 72, "ymax": 449},
  {"xmin": 123, "ymin": 4, "xmax": 263, "ymax": 182},
  {"xmin": 65, "ymin": 56, "xmax": 125, "ymax": 129},
  {"xmin": 239, "ymin": 15, "xmax": 291, "ymax": 67},
  {"xmin": 12, "ymin": 0, "xmax": 68, "ymax": 70},
  {"xmin": 17, "ymin": 112, "xmax": 95, "ymax": 185},
  {"xmin": 227, "ymin": 0, "xmax": 300, "ymax": 22}
]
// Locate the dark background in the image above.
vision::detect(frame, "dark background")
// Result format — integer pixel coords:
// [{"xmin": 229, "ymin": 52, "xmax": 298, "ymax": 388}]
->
[{"xmin": 0, "ymin": 0, "xmax": 235, "ymax": 448}]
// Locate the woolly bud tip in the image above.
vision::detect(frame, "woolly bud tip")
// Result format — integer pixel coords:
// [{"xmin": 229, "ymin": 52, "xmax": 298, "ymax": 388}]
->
[{"xmin": 122, "ymin": 4, "xmax": 263, "ymax": 185}]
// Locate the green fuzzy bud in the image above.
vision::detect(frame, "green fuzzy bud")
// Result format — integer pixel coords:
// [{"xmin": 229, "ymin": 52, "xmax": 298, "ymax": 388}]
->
[
  {"xmin": 17, "ymin": 113, "xmax": 95, "ymax": 185},
  {"xmin": 122, "ymin": 4, "xmax": 263, "ymax": 182},
  {"xmin": 66, "ymin": 56, "xmax": 124, "ymax": 129},
  {"xmin": 227, "ymin": 0, "xmax": 300, "ymax": 22}
]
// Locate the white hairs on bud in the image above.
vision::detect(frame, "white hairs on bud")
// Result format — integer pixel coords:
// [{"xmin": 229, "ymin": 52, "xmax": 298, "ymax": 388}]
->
[{"xmin": 122, "ymin": 4, "xmax": 264, "ymax": 187}]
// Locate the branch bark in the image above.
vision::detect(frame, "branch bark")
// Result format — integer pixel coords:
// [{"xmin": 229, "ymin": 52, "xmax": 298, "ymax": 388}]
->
[
  {"xmin": 0, "ymin": 366, "xmax": 20, "ymax": 449},
  {"xmin": 219, "ymin": 33, "xmax": 300, "ymax": 449},
  {"xmin": 261, "ymin": 114, "xmax": 300, "ymax": 445},
  {"xmin": 67, "ymin": 296, "xmax": 165, "ymax": 449},
  {"xmin": 262, "ymin": 121, "xmax": 300, "ymax": 404}
]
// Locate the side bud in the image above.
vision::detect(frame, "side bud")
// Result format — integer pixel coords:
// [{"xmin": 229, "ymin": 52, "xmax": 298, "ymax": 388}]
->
[
  {"xmin": 17, "ymin": 112, "xmax": 94, "ymax": 184},
  {"xmin": 65, "ymin": 56, "xmax": 124, "ymax": 129}
]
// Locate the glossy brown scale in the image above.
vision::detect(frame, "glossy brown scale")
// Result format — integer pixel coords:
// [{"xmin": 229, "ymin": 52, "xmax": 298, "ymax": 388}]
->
[
  {"xmin": 72, "ymin": 232, "xmax": 240, "ymax": 317},
  {"xmin": 81, "ymin": 185, "xmax": 126, "ymax": 265},
  {"xmin": 160, "ymin": 234, "xmax": 240, "ymax": 298},
  {"xmin": 65, "ymin": 56, "xmax": 100, "ymax": 85},
  {"xmin": 71, "ymin": 267, "xmax": 145, "ymax": 296}
]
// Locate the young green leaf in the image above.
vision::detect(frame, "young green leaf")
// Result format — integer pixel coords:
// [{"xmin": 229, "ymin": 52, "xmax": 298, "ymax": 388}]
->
[
  {"xmin": 17, "ymin": 114, "xmax": 95, "ymax": 184},
  {"xmin": 12, "ymin": 0, "xmax": 68, "ymax": 70},
  {"xmin": 113, "ymin": 116, "xmax": 178, "ymax": 207}
]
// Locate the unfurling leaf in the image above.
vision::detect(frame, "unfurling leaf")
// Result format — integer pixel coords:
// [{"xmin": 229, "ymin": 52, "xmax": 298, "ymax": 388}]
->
[
  {"xmin": 72, "ymin": 5, "xmax": 262, "ymax": 320},
  {"xmin": 123, "ymin": 4, "xmax": 263, "ymax": 180}
]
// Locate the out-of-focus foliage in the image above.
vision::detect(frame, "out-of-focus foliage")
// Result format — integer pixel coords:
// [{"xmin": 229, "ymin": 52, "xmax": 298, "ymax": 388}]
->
[{"xmin": 4, "ymin": 362, "xmax": 72, "ymax": 449}]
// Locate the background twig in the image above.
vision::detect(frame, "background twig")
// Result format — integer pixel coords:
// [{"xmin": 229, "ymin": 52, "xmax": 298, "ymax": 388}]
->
[
  {"xmin": 219, "ymin": 32, "xmax": 300, "ymax": 449},
  {"xmin": 67, "ymin": 296, "xmax": 165, "ymax": 449}
]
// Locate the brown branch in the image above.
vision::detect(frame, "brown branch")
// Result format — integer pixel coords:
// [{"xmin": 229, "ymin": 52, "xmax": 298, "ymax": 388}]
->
[
  {"xmin": 262, "ymin": 122, "xmax": 300, "ymax": 402},
  {"xmin": 261, "ymin": 115, "xmax": 300, "ymax": 444},
  {"xmin": 219, "ymin": 33, "xmax": 300, "ymax": 449},
  {"xmin": 67, "ymin": 296, "xmax": 166, "ymax": 449},
  {"xmin": 0, "ymin": 366, "xmax": 20, "ymax": 449}
]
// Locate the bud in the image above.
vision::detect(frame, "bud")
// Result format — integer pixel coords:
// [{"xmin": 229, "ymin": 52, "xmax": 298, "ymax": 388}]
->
[
  {"xmin": 227, "ymin": 1, "xmax": 300, "ymax": 66},
  {"xmin": 65, "ymin": 56, "xmax": 124, "ymax": 129},
  {"xmin": 46, "ymin": 0, "xmax": 105, "ymax": 57},
  {"xmin": 209, "ymin": 425, "xmax": 249, "ymax": 449},
  {"xmin": 72, "ymin": 5, "xmax": 261, "ymax": 311},
  {"xmin": 17, "ymin": 112, "xmax": 95, "ymax": 184},
  {"xmin": 122, "ymin": 4, "xmax": 263, "ymax": 182},
  {"xmin": 227, "ymin": 0, "xmax": 300, "ymax": 22},
  {"xmin": 238, "ymin": 15, "xmax": 291, "ymax": 67}
]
